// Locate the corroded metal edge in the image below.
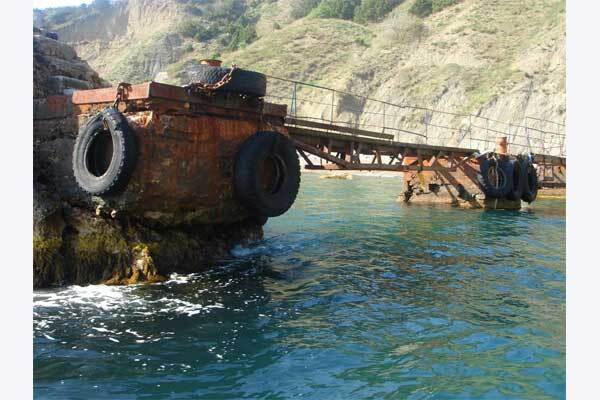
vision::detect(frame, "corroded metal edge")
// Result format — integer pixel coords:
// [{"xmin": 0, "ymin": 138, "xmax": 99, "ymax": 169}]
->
[{"xmin": 72, "ymin": 81, "xmax": 288, "ymax": 119}]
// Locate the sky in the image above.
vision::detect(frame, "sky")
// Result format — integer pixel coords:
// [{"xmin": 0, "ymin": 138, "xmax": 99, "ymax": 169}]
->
[{"xmin": 33, "ymin": 0, "xmax": 93, "ymax": 9}]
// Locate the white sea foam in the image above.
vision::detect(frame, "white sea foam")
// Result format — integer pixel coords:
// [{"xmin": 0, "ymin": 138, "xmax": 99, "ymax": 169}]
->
[
  {"xmin": 33, "ymin": 274, "xmax": 232, "ymax": 344},
  {"xmin": 164, "ymin": 273, "xmax": 191, "ymax": 285},
  {"xmin": 125, "ymin": 329, "xmax": 143, "ymax": 338},
  {"xmin": 92, "ymin": 327, "xmax": 114, "ymax": 333},
  {"xmin": 231, "ymin": 244, "xmax": 269, "ymax": 257},
  {"xmin": 34, "ymin": 280, "xmax": 226, "ymax": 340},
  {"xmin": 231, "ymin": 236, "xmax": 307, "ymax": 258}
]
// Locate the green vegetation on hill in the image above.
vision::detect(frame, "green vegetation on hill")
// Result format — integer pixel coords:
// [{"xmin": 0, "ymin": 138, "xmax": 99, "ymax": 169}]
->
[
  {"xmin": 290, "ymin": 0, "xmax": 322, "ymax": 19},
  {"xmin": 409, "ymin": 0, "xmax": 460, "ymax": 17},
  {"xmin": 221, "ymin": 18, "xmax": 372, "ymax": 83},
  {"xmin": 311, "ymin": 0, "xmax": 360, "ymax": 20},
  {"xmin": 34, "ymin": 0, "xmax": 565, "ymax": 129},
  {"xmin": 354, "ymin": 0, "xmax": 404, "ymax": 23},
  {"xmin": 176, "ymin": 0, "xmax": 259, "ymax": 50},
  {"xmin": 296, "ymin": 0, "xmax": 403, "ymax": 23}
]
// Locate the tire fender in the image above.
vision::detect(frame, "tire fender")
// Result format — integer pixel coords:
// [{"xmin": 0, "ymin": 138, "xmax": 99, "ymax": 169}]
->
[
  {"xmin": 72, "ymin": 107, "xmax": 137, "ymax": 196},
  {"xmin": 477, "ymin": 158, "xmax": 513, "ymax": 199},
  {"xmin": 520, "ymin": 159, "xmax": 538, "ymax": 203},
  {"xmin": 506, "ymin": 159, "xmax": 525, "ymax": 201},
  {"xmin": 234, "ymin": 131, "xmax": 300, "ymax": 217}
]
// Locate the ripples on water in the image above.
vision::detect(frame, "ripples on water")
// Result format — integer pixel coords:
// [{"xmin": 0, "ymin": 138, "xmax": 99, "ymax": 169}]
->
[{"xmin": 34, "ymin": 174, "xmax": 565, "ymax": 399}]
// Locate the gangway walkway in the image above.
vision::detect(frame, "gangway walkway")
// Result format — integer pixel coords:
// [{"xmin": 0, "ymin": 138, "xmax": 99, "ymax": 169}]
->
[{"xmin": 264, "ymin": 75, "xmax": 566, "ymax": 173}]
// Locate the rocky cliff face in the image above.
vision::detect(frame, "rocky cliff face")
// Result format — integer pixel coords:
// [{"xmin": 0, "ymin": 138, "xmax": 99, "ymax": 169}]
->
[
  {"xmin": 223, "ymin": 0, "xmax": 566, "ymax": 154},
  {"xmin": 33, "ymin": 29, "xmax": 262, "ymax": 288},
  {"xmin": 35, "ymin": 0, "xmax": 189, "ymax": 83}
]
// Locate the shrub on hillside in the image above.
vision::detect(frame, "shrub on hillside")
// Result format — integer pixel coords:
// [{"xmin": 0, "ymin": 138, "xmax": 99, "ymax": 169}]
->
[
  {"xmin": 178, "ymin": 20, "xmax": 220, "ymax": 42},
  {"xmin": 354, "ymin": 0, "xmax": 403, "ymax": 23},
  {"xmin": 409, "ymin": 0, "xmax": 432, "ymax": 17},
  {"xmin": 206, "ymin": 0, "xmax": 245, "ymax": 20},
  {"xmin": 291, "ymin": 0, "xmax": 322, "ymax": 19},
  {"xmin": 225, "ymin": 17, "xmax": 257, "ymax": 50},
  {"xmin": 311, "ymin": 0, "xmax": 360, "ymax": 20},
  {"xmin": 182, "ymin": 3, "xmax": 204, "ymax": 16},
  {"xmin": 432, "ymin": 0, "xmax": 459, "ymax": 13},
  {"xmin": 409, "ymin": 0, "xmax": 459, "ymax": 17},
  {"xmin": 178, "ymin": 0, "xmax": 258, "ymax": 51}
]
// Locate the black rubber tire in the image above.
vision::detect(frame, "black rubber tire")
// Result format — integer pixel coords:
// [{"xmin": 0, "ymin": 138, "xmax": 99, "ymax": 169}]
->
[
  {"xmin": 477, "ymin": 158, "xmax": 513, "ymax": 198},
  {"xmin": 234, "ymin": 131, "xmax": 300, "ymax": 217},
  {"xmin": 72, "ymin": 107, "xmax": 137, "ymax": 196},
  {"xmin": 506, "ymin": 159, "xmax": 524, "ymax": 201},
  {"xmin": 520, "ymin": 159, "xmax": 539, "ymax": 203},
  {"xmin": 250, "ymin": 215, "xmax": 269, "ymax": 226},
  {"xmin": 189, "ymin": 64, "xmax": 267, "ymax": 97}
]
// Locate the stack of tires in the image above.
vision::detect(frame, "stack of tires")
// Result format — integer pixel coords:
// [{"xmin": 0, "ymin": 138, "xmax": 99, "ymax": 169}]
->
[
  {"xmin": 478, "ymin": 156, "xmax": 538, "ymax": 203},
  {"xmin": 187, "ymin": 64, "xmax": 301, "ymax": 219},
  {"xmin": 186, "ymin": 64, "xmax": 267, "ymax": 98}
]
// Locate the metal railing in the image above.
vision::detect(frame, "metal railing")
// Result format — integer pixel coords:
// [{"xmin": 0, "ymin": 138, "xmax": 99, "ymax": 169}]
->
[{"xmin": 265, "ymin": 76, "xmax": 566, "ymax": 157}]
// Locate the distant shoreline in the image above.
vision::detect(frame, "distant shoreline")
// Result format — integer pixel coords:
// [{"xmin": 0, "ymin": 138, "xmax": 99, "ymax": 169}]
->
[{"xmin": 300, "ymin": 168, "xmax": 402, "ymax": 179}]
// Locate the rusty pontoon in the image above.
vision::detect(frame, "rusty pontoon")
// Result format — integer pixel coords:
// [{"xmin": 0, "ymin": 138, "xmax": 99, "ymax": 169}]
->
[
  {"xmin": 71, "ymin": 67, "xmax": 300, "ymax": 226},
  {"xmin": 71, "ymin": 64, "xmax": 565, "ymax": 222}
]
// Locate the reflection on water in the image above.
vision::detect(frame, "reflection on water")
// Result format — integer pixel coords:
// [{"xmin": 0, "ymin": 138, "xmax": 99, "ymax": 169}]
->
[{"xmin": 34, "ymin": 174, "xmax": 565, "ymax": 399}]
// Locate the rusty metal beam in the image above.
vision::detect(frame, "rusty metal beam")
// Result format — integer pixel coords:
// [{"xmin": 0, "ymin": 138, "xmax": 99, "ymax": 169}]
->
[
  {"xmin": 294, "ymin": 139, "xmax": 457, "ymax": 172},
  {"xmin": 287, "ymin": 126, "xmax": 478, "ymax": 157},
  {"xmin": 293, "ymin": 139, "xmax": 350, "ymax": 168},
  {"xmin": 304, "ymin": 163, "xmax": 456, "ymax": 172},
  {"xmin": 72, "ymin": 81, "xmax": 288, "ymax": 118},
  {"xmin": 286, "ymin": 117, "xmax": 395, "ymax": 140},
  {"xmin": 297, "ymin": 149, "xmax": 314, "ymax": 166},
  {"xmin": 532, "ymin": 153, "xmax": 566, "ymax": 166}
]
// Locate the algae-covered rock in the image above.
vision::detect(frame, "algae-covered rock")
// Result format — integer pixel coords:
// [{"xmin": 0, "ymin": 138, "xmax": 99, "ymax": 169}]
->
[
  {"xmin": 33, "ymin": 206, "xmax": 263, "ymax": 288},
  {"xmin": 33, "ymin": 30, "xmax": 264, "ymax": 288}
]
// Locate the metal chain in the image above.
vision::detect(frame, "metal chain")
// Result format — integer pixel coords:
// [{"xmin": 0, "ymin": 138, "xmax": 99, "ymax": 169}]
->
[
  {"xmin": 186, "ymin": 64, "xmax": 238, "ymax": 95},
  {"xmin": 112, "ymin": 82, "xmax": 132, "ymax": 108},
  {"xmin": 489, "ymin": 153, "xmax": 500, "ymax": 188}
]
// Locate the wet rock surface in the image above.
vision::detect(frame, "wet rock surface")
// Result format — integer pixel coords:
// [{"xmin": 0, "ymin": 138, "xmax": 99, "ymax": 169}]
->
[{"xmin": 33, "ymin": 30, "xmax": 263, "ymax": 288}]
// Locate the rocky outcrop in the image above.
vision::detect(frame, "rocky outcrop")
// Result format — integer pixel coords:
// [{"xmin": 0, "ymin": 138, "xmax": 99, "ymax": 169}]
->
[
  {"xmin": 33, "ymin": 29, "xmax": 263, "ymax": 288},
  {"xmin": 34, "ymin": 28, "xmax": 108, "ymax": 98}
]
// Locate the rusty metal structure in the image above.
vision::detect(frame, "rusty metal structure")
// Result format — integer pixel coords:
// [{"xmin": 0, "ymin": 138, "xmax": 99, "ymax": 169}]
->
[
  {"xmin": 71, "ymin": 69, "xmax": 565, "ymax": 222},
  {"xmin": 264, "ymin": 76, "xmax": 566, "ymax": 208},
  {"xmin": 72, "ymin": 81, "xmax": 288, "ymax": 225}
]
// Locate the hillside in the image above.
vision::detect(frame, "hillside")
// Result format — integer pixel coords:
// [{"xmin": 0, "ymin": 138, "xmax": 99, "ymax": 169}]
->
[{"xmin": 34, "ymin": 0, "xmax": 566, "ymax": 149}]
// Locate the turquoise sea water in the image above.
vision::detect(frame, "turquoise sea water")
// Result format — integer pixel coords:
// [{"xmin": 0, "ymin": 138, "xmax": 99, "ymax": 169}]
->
[{"xmin": 33, "ymin": 173, "xmax": 565, "ymax": 399}]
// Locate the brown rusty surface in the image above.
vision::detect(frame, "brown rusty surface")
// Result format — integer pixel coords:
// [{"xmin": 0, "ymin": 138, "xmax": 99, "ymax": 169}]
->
[
  {"xmin": 74, "ymin": 83, "xmax": 288, "ymax": 225},
  {"xmin": 72, "ymin": 83, "xmax": 149, "ymax": 104},
  {"xmin": 401, "ymin": 156, "xmax": 487, "ymax": 208},
  {"xmin": 495, "ymin": 136, "xmax": 508, "ymax": 155},
  {"xmin": 532, "ymin": 153, "xmax": 566, "ymax": 167},
  {"xmin": 401, "ymin": 156, "xmax": 529, "ymax": 209},
  {"xmin": 72, "ymin": 81, "xmax": 287, "ymax": 118},
  {"xmin": 538, "ymin": 163, "xmax": 566, "ymax": 188}
]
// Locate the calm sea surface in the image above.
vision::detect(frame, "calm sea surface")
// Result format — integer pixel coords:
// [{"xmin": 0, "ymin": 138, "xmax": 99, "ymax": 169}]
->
[{"xmin": 34, "ymin": 173, "xmax": 565, "ymax": 399}]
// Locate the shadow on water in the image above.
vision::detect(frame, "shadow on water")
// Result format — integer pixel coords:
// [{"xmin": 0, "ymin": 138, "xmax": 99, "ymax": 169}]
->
[{"xmin": 34, "ymin": 174, "xmax": 565, "ymax": 399}]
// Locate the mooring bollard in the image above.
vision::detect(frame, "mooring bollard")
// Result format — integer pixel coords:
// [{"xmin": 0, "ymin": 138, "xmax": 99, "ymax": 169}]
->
[{"xmin": 495, "ymin": 136, "xmax": 508, "ymax": 155}]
